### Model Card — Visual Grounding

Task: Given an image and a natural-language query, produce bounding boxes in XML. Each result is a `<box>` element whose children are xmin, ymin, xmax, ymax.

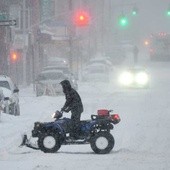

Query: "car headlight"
<box><xmin>119</xmin><ymin>71</ymin><xmax>134</xmax><ymax>86</ymax></box>
<box><xmin>135</xmin><ymin>72</ymin><xmax>149</xmax><ymax>85</ymax></box>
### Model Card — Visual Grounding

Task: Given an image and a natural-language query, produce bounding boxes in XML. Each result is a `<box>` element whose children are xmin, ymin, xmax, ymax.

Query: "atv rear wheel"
<box><xmin>38</xmin><ymin>132</ymin><xmax>61</xmax><ymax>153</ymax></box>
<box><xmin>90</xmin><ymin>131</ymin><xmax>115</xmax><ymax>154</ymax></box>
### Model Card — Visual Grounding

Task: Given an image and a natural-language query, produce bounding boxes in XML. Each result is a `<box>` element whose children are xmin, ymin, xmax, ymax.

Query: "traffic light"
<box><xmin>144</xmin><ymin>40</ymin><xmax>149</xmax><ymax>46</ymax></box>
<box><xmin>132</xmin><ymin>7</ymin><xmax>138</xmax><ymax>16</ymax></box>
<box><xmin>167</xmin><ymin>7</ymin><xmax>170</xmax><ymax>16</ymax></box>
<box><xmin>73</xmin><ymin>10</ymin><xmax>90</xmax><ymax>27</ymax></box>
<box><xmin>118</xmin><ymin>14</ymin><xmax>128</xmax><ymax>27</ymax></box>
<box><xmin>10</xmin><ymin>51</ymin><xmax>19</xmax><ymax>62</ymax></box>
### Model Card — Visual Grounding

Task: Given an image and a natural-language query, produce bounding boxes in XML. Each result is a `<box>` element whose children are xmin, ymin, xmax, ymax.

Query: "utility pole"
<box><xmin>22</xmin><ymin>0</ymin><xmax>27</xmax><ymax>86</ymax></box>
<box><xmin>69</xmin><ymin>0</ymin><xmax>74</xmax><ymax>72</ymax></box>
<box><xmin>101</xmin><ymin>0</ymin><xmax>104</xmax><ymax>55</ymax></box>
<box><xmin>0</xmin><ymin>17</ymin><xmax>16</xmax><ymax>75</ymax></box>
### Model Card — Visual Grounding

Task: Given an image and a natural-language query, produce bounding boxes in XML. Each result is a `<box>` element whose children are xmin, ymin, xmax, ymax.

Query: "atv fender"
<box><xmin>51</xmin><ymin>123</ymin><xmax>66</xmax><ymax>139</ymax></box>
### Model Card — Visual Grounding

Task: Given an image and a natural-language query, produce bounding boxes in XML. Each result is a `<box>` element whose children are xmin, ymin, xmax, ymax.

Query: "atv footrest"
<box><xmin>65</xmin><ymin>138</ymin><xmax>89</xmax><ymax>145</ymax></box>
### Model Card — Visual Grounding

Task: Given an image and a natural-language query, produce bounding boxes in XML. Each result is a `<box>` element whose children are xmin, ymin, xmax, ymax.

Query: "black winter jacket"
<box><xmin>60</xmin><ymin>80</ymin><xmax>83</xmax><ymax>114</ymax></box>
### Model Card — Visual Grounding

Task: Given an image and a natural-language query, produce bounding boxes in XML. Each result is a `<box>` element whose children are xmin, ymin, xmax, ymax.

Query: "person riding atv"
<box><xmin>20</xmin><ymin>81</ymin><xmax>121</xmax><ymax>154</ymax></box>
<box><xmin>59</xmin><ymin>80</ymin><xmax>83</xmax><ymax>139</ymax></box>
<box><xmin>20</xmin><ymin>109</ymin><xmax>121</xmax><ymax>154</ymax></box>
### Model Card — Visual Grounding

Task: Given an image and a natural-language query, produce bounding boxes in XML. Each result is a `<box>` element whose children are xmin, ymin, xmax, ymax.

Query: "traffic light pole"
<box><xmin>22</xmin><ymin>0</ymin><xmax>27</xmax><ymax>86</ymax></box>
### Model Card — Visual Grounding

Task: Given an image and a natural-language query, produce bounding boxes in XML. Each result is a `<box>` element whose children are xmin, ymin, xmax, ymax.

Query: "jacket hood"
<box><xmin>60</xmin><ymin>80</ymin><xmax>72</xmax><ymax>91</ymax></box>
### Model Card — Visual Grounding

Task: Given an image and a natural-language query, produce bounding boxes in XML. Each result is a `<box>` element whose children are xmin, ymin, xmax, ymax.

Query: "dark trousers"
<box><xmin>70</xmin><ymin>110</ymin><xmax>81</xmax><ymax>138</ymax></box>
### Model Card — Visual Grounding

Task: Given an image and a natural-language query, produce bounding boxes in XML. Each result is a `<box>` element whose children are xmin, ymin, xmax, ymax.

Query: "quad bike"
<box><xmin>20</xmin><ymin>109</ymin><xmax>121</xmax><ymax>154</ymax></box>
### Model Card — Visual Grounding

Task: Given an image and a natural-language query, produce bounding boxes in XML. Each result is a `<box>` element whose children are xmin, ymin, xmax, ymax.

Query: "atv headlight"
<box><xmin>119</xmin><ymin>71</ymin><xmax>133</xmax><ymax>86</ymax></box>
<box><xmin>52</xmin><ymin>111</ymin><xmax>62</xmax><ymax>119</ymax></box>
<box><xmin>51</xmin><ymin>112</ymin><xmax>56</xmax><ymax>118</ymax></box>
<box><xmin>135</xmin><ymin>72</ymin><xmax>149</xmax><ymax>85</ymax></box>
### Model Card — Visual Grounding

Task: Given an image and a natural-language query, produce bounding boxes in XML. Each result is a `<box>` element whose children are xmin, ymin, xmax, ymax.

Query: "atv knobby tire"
<box><xmin>38</xmin><ymin>132</ymin><xmax>61</xmax><ymax>153</ymax></box>
<box><xmin>90</xmin><ymin>131</ymin><xmax>115</xmax><ymax>154</ymax></box>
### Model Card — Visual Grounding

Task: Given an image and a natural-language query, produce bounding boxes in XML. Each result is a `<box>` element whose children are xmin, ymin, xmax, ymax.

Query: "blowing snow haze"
<box><xmin>115</xmin><ymin>0</ymin><xmax>170</xmax><ymax>36</ymax></box>
<box><xmin>0</xmin><ymin>0</ymin><xmax>170</xmax><ymax>170</ymax></box>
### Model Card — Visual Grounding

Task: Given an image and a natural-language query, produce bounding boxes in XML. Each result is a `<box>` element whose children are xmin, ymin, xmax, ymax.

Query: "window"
<box><xmin>0</xmin><ymin>81</ymin><xmax>10</xmax><ymax>90</ymax></box>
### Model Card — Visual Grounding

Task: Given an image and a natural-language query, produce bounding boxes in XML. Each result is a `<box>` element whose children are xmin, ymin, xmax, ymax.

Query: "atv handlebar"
<box><xmin>52</xmin><ymin>110</ymin><xmax>63</xmax><ymax>119</ymax></box>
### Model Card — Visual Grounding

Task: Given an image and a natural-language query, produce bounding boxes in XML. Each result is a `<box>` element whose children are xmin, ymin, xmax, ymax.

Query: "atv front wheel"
<box><xmin>90</xmin><ymin>131</ymin><xmax>115</xmax><ymax>154</ymax></box>
<box><xmin>38</xmin><ymin>132</ymin><xmax>61</xmax><ymax>153</ymax></box>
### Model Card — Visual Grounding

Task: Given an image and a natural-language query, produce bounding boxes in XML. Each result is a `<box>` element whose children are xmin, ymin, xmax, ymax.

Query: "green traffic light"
<box><xmin>166</xmin><ymin>6</ymin><xmax>170</xmax><ymax>16</ymax></box>
<box><xmin>132</xmin><ymin>7</ymin><xmax>138</xmax><ymax>16</ymax></box>
<box><xmin>119</xmin><ymin>16</ymin><xmax>128</xmax><ymax>27</ymax></box>
<box><xmin>132</xmin><ymin>11</ymin><xmax>137</xmax><ymax>15</ymax></box>
<box><xmin>167</xmin><ymin>10</ymin><xmax>170</xmax><ymax>16</ymax></box>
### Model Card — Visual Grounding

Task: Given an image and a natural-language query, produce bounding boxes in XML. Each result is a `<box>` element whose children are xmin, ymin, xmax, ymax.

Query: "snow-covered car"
<box><xmin>35</xmin><ymin>70</ymin><xmax>77</xmax><ymax>97</ymax></box>
<box><xmin>47</xmin><ymin>57</ymin><xmax>69</xmax><ymax>67</ymax></box>
<box><xmin>118</xmin><ymin>67</ymin><xmax>150</xmax><ymax>88</ymax></box>
<box><xmin>42</xmin><ymin>66</ymin><xmax>78</xmax><ymax>90</ymax></box>
<box><xmin>0</xmin><ymin>75</ymin><xmax>20</xmax><ymax>116</ymax></box>
<box><xmin>82</xmin><ymin>63</ymin><xmax>110</xmax><ymax>82</ymax></box>
<box><xmin>87</xmin><ymin>57</ymin><xmax>113</xmax><ymax>67</ymax></box>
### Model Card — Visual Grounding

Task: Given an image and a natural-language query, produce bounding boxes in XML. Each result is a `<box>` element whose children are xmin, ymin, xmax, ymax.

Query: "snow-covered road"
<box><xmin>0</xmin><ymin>61</ymin><xmax>170</xmax><ymax>170</ymax></box>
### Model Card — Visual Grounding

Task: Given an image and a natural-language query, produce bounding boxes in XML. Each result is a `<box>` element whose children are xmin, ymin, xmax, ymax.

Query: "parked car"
<box><xmin>87</xmin><ymin>57</ymin><xmax>113</xmax><ymax>67</ymax></box>
<box><xmin>82</xmin><ymin>63</ymin><xmax>111</xmax><ymax>82</ymax></box>
<box><xmin>0</xmin><ymin>75</ymin><xmax>20</xmax><ymax>116</ymax></box>
<box><xmin>118</xmin><ymin>67</ymin><xmax>150</xmax><ymax>88</ymax></box>
<box><xmin>35</xmin><ymin>69</ymin><xmax>77</xmax><ymax>97</ymax></box>
<box><xmin>42</xmin><ymin>66</ymin><xmax>78</xmax><ymax>90</ymax></box>
<box><xmin>47</xmin><ymin>57</ymin><xmax>69</xmax><ymax>67</ymax></box>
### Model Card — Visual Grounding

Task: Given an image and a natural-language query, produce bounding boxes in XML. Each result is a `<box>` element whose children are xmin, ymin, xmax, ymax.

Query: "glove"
<box><xmin>61</xmin><ymin>107</ymin><xmax>70</xmax><ymax>113</ymax></box>
<box><xmin>64</xmin><ymin>109</ymin><xmax>70</xmax><ymax>113</ymax></box>
<box><xmin>61</xmin><ymin>107</ymin><xmax>65</xmax><ymax>112</ymax></box>
<box><xmin>55</xmin><ymin>110</ymin><xmax>62</xmax><ymax>119</ymax></box>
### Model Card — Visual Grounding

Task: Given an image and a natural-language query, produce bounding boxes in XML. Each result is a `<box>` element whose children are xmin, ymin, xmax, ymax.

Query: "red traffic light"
<box><xmin>73</xmin><ymin>10</ymin><xmax>90</xmax><ymax>27</ymax></box>
<box><xmin>10</xmin><ymin>51</ymin><xmax>19</xmax><ymax>62</ymax></box>
<box><xmin>12</xmin><ymin>52</ymin><xmax>17</xmax><ymax>60</ymax></box>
